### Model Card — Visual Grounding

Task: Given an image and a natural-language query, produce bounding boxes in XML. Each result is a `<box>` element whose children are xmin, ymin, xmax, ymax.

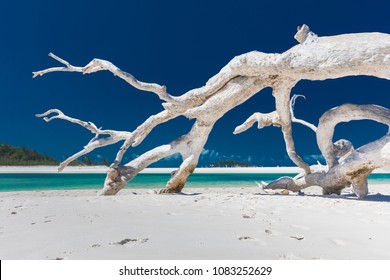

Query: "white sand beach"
<box><xmin>1</xmin><ymin>182</ymin><xmax>390</xmax><ymax>260</ymax></box>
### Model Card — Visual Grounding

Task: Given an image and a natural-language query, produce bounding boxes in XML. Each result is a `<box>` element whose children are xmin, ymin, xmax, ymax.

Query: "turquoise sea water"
<box><xmin>0</xmin><ymin>173</ymin><xmax>390</xmax><ymax>192</ymax></box>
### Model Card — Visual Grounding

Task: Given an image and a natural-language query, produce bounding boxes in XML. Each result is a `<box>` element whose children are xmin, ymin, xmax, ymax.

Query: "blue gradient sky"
<box><xmin>0</xmin><ymin>0</ymin><xmax>389</xmax><ymax>167</ymax></box>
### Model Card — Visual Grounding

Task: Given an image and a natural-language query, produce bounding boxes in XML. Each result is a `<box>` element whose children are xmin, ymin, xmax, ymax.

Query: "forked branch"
<box><xmin>36</xmin><ymin>109</ymin><xmax>131</xmax><ymax>171</ymax></box>
<box><xmin>33</xmin><ymin>53</ymin><xmax>174</xmax><ymax>103</ymax></box>
<box><xmin>234</xmin><ymin>94</ymin><xmax>317</xmax><ymax>134</ymax></box>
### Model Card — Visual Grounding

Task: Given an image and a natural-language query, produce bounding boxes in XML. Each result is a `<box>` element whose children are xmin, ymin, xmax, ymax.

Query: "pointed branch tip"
<box><xmin>48</xmin><ymin>52</ymin><xmax>71</xmax><ymax>66</ymax></box>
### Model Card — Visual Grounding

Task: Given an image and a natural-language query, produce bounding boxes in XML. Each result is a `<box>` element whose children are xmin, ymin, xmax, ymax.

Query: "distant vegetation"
<box><xmin>0</xmin><ymin>144</ymin><xmax>254</xmax><ymax>168</ymax></box>
<box><xmin>78</xmin><ymin>155</ymin><xmax>109</xmax><ymax>167</ymax></box>
<box><xmin>0</xmin><ymin>144</ymin><xmax>59</xmax><ymax>166</ymax></box>
<box><xmin>210</xmin><ymin>160</ymin><xmax>256</xmax><ymax>168</ymax></box>
<box><xmin>0</xmin><ymin>144</ymin><xmax>109</xmax><ymax>166</ymax></box>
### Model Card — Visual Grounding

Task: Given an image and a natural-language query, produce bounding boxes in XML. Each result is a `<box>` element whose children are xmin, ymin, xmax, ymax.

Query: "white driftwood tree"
<box><xmin>34</xmin><ymin>25</ymin><xmax>390</xmax><ymax>198</ymax></box>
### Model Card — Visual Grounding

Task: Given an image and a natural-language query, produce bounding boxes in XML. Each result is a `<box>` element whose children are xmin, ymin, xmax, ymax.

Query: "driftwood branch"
<box><xmin>35</xmin><ymin>25</ymin><xmax>390</xmax><ymax>197</ymax></box>
<box><xmin>36</xmin><ymin>109</ymin><xmax>131</xmax><ymax>171</ymax></box>
<box><xmin>290</xmin><ymin>95</ymin><xmax>317</xmax><ymax>132</ymax></box>
<box><xmin>317</xmin><ymin>104</ymin><xmax>390</xmax><ymax>168</ymax></box>
<box><xmin>234</xmin><ymin>94</ymin><xmax>317</xmax><ymax>134</ymax></box>
<box><xmin>33</xmin><ymin>53</ymin><xmax>174</xmax><ymax>103</ymax></box>
<box><xmin>262</xmin><ymin>104</ymin><xmax>390</xmax><ymax>198</ymax></box>
<box><xmin>102</xmin><ymin>120</ymin><xmax>213</xmax><ymax>195</ymax></box>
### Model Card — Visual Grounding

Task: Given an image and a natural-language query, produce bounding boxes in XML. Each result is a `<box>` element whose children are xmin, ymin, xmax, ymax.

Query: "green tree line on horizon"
<box><xmin>210</xmin><ymin>160</ymin><xmax>255</xmax><ymax>168</ymax></box>
<box><xmin>0</xmin><ymin>144</ymin><xmax>108</xmax><ymax>166</ymax></box>
<box><xmin>0</xmin><ymin>144</ymin><xmax>254</xmax><ymax>167</ymax></box>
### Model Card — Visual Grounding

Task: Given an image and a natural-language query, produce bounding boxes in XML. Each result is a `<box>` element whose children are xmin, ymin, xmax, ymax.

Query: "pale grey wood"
<box><xmin>34</xmin><ymin>25</ymin><xmax>390</xmax><ymax>197</ymax></box>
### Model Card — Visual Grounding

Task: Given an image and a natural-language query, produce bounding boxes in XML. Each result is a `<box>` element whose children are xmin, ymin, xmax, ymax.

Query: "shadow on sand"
<box><xmin>254</xmin><ymin>191</ymin><xmax>390</xmax><ymax>202</ymax></box>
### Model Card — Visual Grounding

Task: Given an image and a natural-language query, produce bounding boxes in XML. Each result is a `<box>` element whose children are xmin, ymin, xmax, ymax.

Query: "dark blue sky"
<box><xmin>1</xmin><ymin>0</ymin><xmax>389</xmax><ymax>167</ymax></box>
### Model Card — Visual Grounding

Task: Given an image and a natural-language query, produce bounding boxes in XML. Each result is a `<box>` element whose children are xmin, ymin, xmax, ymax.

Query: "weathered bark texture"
<box><xmin>34</xmin><ymin>24</ymin><xmax>390</xmax><ymax>197</ymax></box>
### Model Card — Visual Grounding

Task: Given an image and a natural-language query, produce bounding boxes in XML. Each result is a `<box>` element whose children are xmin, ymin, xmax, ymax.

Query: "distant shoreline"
<box><xmin>0</xmin><ymin>165</ymin><xmax>389</xmax><ymax>174</ymax></box>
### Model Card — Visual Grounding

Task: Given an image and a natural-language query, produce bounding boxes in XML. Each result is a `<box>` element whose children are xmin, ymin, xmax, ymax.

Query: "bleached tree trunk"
<box><xmin>34</xmin><ymin>25</ymin><xmax>390</xmax><ymax>197</ymax></box>
<box><xmin>102</xmin><ymin>121</ymin><xmax>213</xmax><ymax>195</ymax></box>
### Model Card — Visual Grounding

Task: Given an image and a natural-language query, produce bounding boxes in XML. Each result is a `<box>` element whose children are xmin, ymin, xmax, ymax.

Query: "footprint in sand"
<box><xmin>242</xmin><ymin>213</ymin><xmax>256</xmax><ymax>219</ymax></box>
<box><xmin>110</xmin><ymin>238</ymin><xmax>149</xmax><ymax>246</ymax></box>
<box><xmin>289</xmin><ymin>235</ymin><xmax>305</xmax><ymax>241</ymax></box>
<box><xmin>238</xmin><ymin>236</ymin><xmax>254</xmax><ymax>240</ymax></box>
